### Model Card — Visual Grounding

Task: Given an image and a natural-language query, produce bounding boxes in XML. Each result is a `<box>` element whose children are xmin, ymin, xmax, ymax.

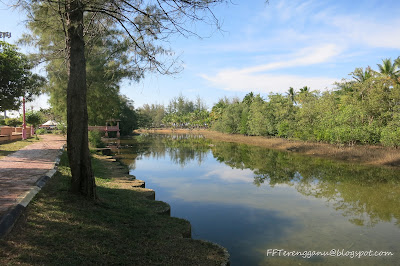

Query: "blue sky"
<box><xmin>1</xmin><ymin>0</ymin><xmax>400</xmax><ymax>111</ymax></box>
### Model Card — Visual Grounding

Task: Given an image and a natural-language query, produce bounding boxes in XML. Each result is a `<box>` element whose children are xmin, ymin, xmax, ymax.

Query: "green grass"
<box><xmin>0</xmin><ymin>138</ymin><xmax>40</xmax><ymax>159</ymax></box>
<box><xmin>0</xmin><ymin>151</ymin><xmax>228</xmax><ymax>265</ymax></box>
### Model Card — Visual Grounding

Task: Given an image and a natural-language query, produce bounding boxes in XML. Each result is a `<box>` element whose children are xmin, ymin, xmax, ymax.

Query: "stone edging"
<box><xmin>109</xmin><ymin>154</ymin><xmax>230</xmax><ymax>265</ymax></box>
<box><xmin>0</xmin><ymin>144</ymin><xmax>65</xmax><ymax>239</ymax></box>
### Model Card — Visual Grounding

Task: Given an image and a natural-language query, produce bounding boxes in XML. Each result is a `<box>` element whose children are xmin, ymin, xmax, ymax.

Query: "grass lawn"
<box><xmin>0</xmin><ymin>138</ymin><xmax>40</xmax><ymax>159</ymax></box>
<box><xmin>0</xmin><ymin>151</ymin><xmax>229</xmax><ymax>265</ymax></box>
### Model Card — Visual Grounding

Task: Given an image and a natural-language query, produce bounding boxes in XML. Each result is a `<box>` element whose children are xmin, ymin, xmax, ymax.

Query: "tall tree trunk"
<box><xmin>66</xmin><ymin>0</ymin><xmax>96</xmax><ymax>199</ymax></box>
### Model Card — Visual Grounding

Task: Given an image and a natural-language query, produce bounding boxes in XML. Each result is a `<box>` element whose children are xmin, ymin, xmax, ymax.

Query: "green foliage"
<box><xmin>162</xmin><ymin>96</ymin><xmax>209</xmax><ymax>128</ymax></box>
<box><xmin>381</xmin><ymin>126</ymin><xmax>400</xmax><ymax>147</ymax></box>
<box><xmin>380</xmin><ymin>110</ymin><xmax>400</xmax><ymax>147</ymax></box>
<box><xmin>0</xmin><ymin>41</ymin><xmax>45</xmax><ymax>112</ymax></box>
<box><xmin>26</xmin><ymin>111</ymin><xmax>43</xmax><ymax>127</ymax></box>
<box><xmin>23</xmin><ymin>5</ymin><xmax>142</xmax><ymax>128</ymax></box>
<box><xmin>138</xmin><ymin>103</ymin><xmax>165</xmax><ymax>128</ymax></box>
<box><xmin>134</xmin><ymin>56</ymin><xmax>400</xmax><ymax>147</ymax></box>
<box><xmin>5</xmin><ymin>118</ymin><xmax>22</xmax><ymax>127</ymax></box>
<box><xmin>377</xmin><ymin>58</ymin><xmax>400</xmax><ymax>83</ymax></box>
<box><xmin>57</xmin><ymin>123</ymin><xmax>67</xmax><ymax>135</ymax></box>
<box><xmin>137</xmin><ymin>110</ymin><xmax>153</xmax><ymax>128</ymax></box>
<box><xmin>206</xmin><ymin>57</ymin><xmax>400</xmax><ymax>147</ymax></box>
<box><xmin>239</xmin><ymin>106</ymin><xmax>250</xmax><ymax>135</ymax></box>
<box><xmin>247</xmin><ymin>95</ymin><xmax>269</xmax><ymax>136</ymax></box>
<box><xmin>268</xmin><ymin>93</ymin><xmax>296</xmax><ymax>137</ymax></box>
<box><xmin>35</xmin><ymin>128</ymin><xmax>47</xmax><ymax>135</ymax></box>
<box><xmin>213</xmin><ymin>102</ymin><xmax>243</xmax><ymax>134</ymax></box>
<box><xmin>118</xmin><ymin>96</ymin><xmax>138</xmax><ymax>136</ymax></box>
<box><xmin>0</xmin><ymin>119</ymin><xmax>5</xmax><ymax>125</ymax></box>
<box><xmin>88</xmin><ymin>130</ymin><xmax>105</xmax><ymax>148</ymax></box>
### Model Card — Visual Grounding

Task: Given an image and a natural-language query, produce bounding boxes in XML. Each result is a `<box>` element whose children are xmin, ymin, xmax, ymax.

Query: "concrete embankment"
<box><xmin>96</xmin><ymin>152</ymin><xmax>231</xmax><ymax>265</ymax></box>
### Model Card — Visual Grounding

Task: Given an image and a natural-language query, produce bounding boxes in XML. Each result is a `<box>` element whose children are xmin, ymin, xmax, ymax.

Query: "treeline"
<box><xmin>139</xmin><ymin>57</ymin><xmax>400</xmax><ymax>147</ymax></box>
<box><xmin>212</xmin><ymin>58</ymin><xmax>400</xmax><ymax>147</ymax></box>
<box><xmin>137</xmin><ymin>95</ymin><xmax>210</xmax><ymax>128</ymax></box>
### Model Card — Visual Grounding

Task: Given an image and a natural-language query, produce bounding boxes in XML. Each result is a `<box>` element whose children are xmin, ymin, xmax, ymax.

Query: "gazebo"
<box><xmin>88</xmin><ymin>119</ymin><xmax>120</xmax><ymax>138</ymax></box>
<box><xmin>104</xmin><ymin>119</ymin><xmax>121</xmax><ymax>138</ymax></box>
<box><xmin>40</xmin><ymin>120</ymin><xmax>58</xmax><ymax>129</ymax></box>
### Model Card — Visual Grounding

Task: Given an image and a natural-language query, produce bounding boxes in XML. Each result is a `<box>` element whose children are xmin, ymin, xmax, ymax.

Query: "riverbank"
<box><xmin>136</xmin><ymin>128</ymin><xmax>400</xmax><ymax>168</ymax></box>
<box><xmin>0</xmin><ymin>149</ymin><xmax>229</xmax><ymax>265</ymax></box>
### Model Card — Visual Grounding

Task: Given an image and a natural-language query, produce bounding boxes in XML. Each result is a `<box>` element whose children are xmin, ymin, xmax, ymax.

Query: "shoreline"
<box><xmin>0</xmin><ymin>141</ymin><xmax>230</xmax><ymax>265</ymax></box>
<box><xmin>136</xmin><ymin>128</ymin><xmax>400</xmax><ymax>169</ymax></box>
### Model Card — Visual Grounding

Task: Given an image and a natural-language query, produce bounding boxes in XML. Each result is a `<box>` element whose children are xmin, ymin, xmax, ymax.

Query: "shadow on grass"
<box><xmin>0</xmin><ymin>138</ymin><xmax>40</xmax><ymax>158</ymax></box>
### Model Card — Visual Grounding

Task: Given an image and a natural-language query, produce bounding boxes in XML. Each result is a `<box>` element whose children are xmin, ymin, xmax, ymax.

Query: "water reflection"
<box><xmin>114</xmin><ymin>134</ymin><xmax>400</xmax><ymax>265</ymax></box>
<box><xmin>210</xmin><ymin>142</ymin><xmax>400</xmax><ymax>228</ymax></box>
<box><xmin>117</xmin><ymin>134</ymin><xmax>211</xmax><ymax>169</ymax></box>
<box><xmin>117</xmin><ymin>134</ymin><xmax>400</xmax><ymax>229</ymax></box>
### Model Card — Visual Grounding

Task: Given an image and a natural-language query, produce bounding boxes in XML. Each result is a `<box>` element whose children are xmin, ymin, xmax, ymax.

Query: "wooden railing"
<box><xmin>88</xmin><ymin>126</ymin><xmax>119</xmax><ymax>132</ymax></box>
<box><xmin>0</xmin><ymin>126</ymin><xmax>32</xmax><ymax>143</ymax></box>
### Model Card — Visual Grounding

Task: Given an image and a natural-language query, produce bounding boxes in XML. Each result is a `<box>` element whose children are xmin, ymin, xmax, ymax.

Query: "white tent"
<box><xmin>42</xmin><ymin>120</ymin><xmax>58</xmax><ymax>126</ymax></box>
<box><xmin>41</xmin><ymin>120</ymin><xmax>58</xmax><ymax>128</ymax></box>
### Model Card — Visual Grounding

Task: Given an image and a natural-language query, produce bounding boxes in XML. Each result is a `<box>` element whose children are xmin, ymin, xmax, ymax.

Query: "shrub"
<box><xmin>5</xmin><ymin>118</ymin><xmax>21</xmax><ymax>127</ymax></box>
<box><xmin>26</xmin><ymin>111</ymin><xmax>43</xmax><ymax>129</ymax></box>
<box><xmin>36</xmin><ymin>128</ymin><xmax>47</xmax><ymax>135</ymax></box>
<box><xmin>381</xmin><ymin>125</ymin><xmax>400</xmax><ymax>147</ymax></box>
<box><xmin>88</xmin><ymin>130</ymin><xmax>105</xmax><ymax>148</ymax></box>
<box><xmin>58</xmin><ymin>123</ymin><xmax>67</xmax><ymax>135</ymax></box>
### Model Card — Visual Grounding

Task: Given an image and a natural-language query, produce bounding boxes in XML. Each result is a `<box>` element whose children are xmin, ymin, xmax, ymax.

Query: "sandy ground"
<box><xmin>136</xmin><ymin>128</ymin><xmax>400</xmax><ymax>169</ymax></box>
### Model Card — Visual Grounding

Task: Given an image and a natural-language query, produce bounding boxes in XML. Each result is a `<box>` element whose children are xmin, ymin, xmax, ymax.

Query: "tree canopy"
<box><xmin>0</xmin><ymin>41</ymin><xmax>45</xmax><ymax>112</ymax></box>
<box><xmin>17</xmin><ymin>0</ymin><xmax>225</xmax><ymax>198</ymax></box>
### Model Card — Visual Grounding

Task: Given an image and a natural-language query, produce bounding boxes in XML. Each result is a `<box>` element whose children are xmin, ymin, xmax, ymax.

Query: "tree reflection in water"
<box><xmin>116</xmin><ymin>134</ymin><xmax>400</xmax><ymax>228</ymax></box>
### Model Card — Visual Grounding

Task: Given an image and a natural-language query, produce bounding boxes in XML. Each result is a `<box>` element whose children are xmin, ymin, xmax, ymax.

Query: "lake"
<box><xmin>112</xmin><ymin>133</ymin><xmax>400</xmax><ymax>265</ymax></box>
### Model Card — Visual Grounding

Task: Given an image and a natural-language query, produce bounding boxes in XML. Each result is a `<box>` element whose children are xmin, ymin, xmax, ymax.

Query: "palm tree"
<box><xmin>299</xmin><ymin>86</ymin><xmax>309</xmax><ymax>93</ymax></box>
<box><xmin>395</xmin><ymin>57</ymin><xmax>400</xmax><ymax>84</ymax></box>
<box><xmin>352</xmin><ymin>67</ymin><xmax>373</xmax><ymax>83</ymax></box>
<box><xmin>377</xmin><ymin>58</ymin><xmax>399</xmax><ymax>83</ymax></box>
<box><xmin>286</xmin><ymin>87</ymin><xmax>296</xmax><ymax>103</ymax></box>
<box><xmin>395</xmin><ymin>56</ymin><xmax>400</xmax><ymax>65</ymax></box>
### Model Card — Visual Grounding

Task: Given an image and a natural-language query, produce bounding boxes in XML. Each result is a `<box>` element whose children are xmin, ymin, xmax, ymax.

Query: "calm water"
<box><xmin>113</xmin><ymin>134</ymin><xmax>400</xmax><ymax>265</ymax></box>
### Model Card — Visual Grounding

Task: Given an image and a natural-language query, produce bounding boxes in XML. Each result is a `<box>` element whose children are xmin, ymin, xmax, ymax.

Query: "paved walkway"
<box><xmin>0</xmin><ymin>135</ymin><xmax>66</xmax><ymax>220</ymax></box>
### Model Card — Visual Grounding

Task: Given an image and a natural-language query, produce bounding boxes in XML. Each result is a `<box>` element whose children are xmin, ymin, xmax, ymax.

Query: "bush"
<box><xmin>88</xmin><ymin>130</ymin><xmax>105</xmax><ymax>148</ymax></box>
<box><xmin>36</xmin><ymin>128</ymin><xmax>48</xmax><ymax>135</ymax></box>
<box><xmin>58</xmin><ymin>123</ymin><xmax>67</xmax><ymax>135</ymax></box>
<box><xmin>26</xmin><ymin>111</ymin><xmax>43</xmax><ymax>128</ymax></box>
<box><xmin>5</xmin><ymin>118</ymin><xmax>22</xmax><ymax>127</ymax></box>
<box><xmin>381</xmin><ymin>125</ymin><xmax>400</xmax><ymax>147</ymax></box>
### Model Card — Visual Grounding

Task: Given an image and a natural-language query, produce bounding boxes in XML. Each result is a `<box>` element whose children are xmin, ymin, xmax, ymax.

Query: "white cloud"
<box><xmin>202</xmin><ymin>167</ymin><xmax>254</xmax><ymax>183</ymax></box>
<box><xmin>238</xmin><ymin>44</ymin><xmax>342</xmax><ymax>74</ymax></box>
<box><xmin>201</xmin><ymin>72</ymin><xmax>337</xmax><ymax>94</ymax></box>
<box><xmin>329</xmin><ymin>16</ymin><xmax>400</xmax><ymax>49</ymax></box>
<box><xmin>200</xmin><ymin>44</ymin><xmax>341</xmax><ymax>93</ymax></box>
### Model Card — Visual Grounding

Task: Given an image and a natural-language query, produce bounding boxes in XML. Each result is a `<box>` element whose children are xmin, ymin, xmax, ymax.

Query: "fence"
<box><xmin>0</xmin><ymin>126</ymin><xmax>33</xmax><ymax>143</ymax></box>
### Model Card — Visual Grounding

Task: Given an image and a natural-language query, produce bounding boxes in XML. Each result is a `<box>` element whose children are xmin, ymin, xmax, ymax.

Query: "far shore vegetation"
<box><xmin>137</xmin><ymin>57</ymin><xmax>400</xmax><ymax>149</ymax></box>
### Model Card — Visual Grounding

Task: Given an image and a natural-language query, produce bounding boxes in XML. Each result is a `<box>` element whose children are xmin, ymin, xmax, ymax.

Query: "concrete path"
<box><xmin>0</xmin><ymin>135</ymin><xmax>65</xmax><ymax>236</ymax></box>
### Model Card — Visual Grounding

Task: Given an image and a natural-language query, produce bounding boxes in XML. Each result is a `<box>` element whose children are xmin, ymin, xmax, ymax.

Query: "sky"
<box><xmin>1</xmin><ymin>0</ymin><xmax>400</xmax><ymax>113</ymax></box>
